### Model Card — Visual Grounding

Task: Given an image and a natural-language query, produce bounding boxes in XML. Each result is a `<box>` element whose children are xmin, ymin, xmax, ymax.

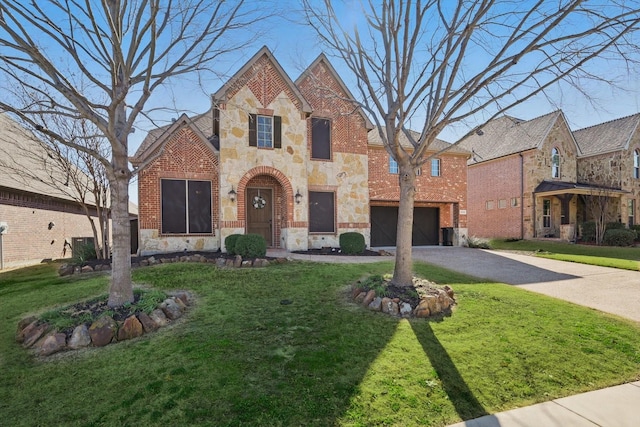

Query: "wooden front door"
<box><xmin>246</xmin><ymin>188</ymin><xmax>273</xmax><ymax>246</ymax></box>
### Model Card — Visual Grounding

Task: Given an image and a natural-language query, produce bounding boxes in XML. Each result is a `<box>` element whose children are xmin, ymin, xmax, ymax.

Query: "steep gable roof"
<box><xmin>456</xmin><ymin>110</ymin><xmax>569</xmax><ymax>163</ymax></box>
<box><xmin>573</xmin><ymin>113</ymin><xmax>640</xmax><ymax>157</ymax></box>
<box><xmin>131</xmin><ymin>112</ymin><xmax>214</xmax><ymax>165</ymax></box>
<box><xmin>295</xmin><ymin>53</ymin><xmax>373</xmax><ymax>130</ymax></box>
<box><xmin>212</xmin><ymin>46</ymin><xmax>312</xmax><ymax>113</ymax></box>
<box><xmin>368</xmin><ymin>127</ymin><xmax>470</xmax><ymax>156</ymax></box>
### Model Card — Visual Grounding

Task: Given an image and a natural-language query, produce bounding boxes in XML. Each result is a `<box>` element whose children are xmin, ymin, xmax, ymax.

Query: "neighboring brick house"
<box><xmin>368</xmin><ymin>129</ymin><xmax>469</xmax><ymax>246</ymax></box>
<box><xmin>574</xmin><ymin>113</ymin><xmax>640</xmax><ymax>227</ymax></box>
<box><xmin>0</xmin><ymin>113</ymin><xmax>103</xmax><ymax>269</ymax></box>
<box><xmin>132</xmin><ymin>46</ymin><xmax>470</xmax><ymax>254</ymax></box>
<box><xmin>458</xmin><ymin>110</ymin><xmax>629</xmax><ymax>240</ymax></box>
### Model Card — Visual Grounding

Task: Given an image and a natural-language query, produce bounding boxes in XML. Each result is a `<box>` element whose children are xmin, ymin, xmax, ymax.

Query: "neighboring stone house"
<box><xmin>574</xmin><ymin>113</ymin><xmax>640</xmax><ymax>227</ymax></box>
<box><xmin>0</xmin><ymin>114</ymin><xmax>103</xmax><ymax>269</ymax></box>
<box><xmin>132</xmin><ymin>46</ymin><xmax>470</xmax><ymax>254</ymax></box>
<box><xmin>458</xmin><ymin>110</ymin><xmax>630</xmax><ymax>240</ymax></box>
<box><xmin>368</xmin><ymin>129</ymin><xmax>469</xmax><ymax>246</ymax></box>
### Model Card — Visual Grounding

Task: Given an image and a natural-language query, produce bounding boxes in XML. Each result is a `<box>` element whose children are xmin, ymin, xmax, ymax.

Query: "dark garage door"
<box><xmin>371</xmin><ymin>206</ymin><xmax>439</xmax><ymax>246</ymax></box>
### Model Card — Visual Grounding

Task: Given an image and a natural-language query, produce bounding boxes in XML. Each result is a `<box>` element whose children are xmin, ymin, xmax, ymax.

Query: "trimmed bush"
<box><xmin>72</xmin><ymin>242</ymin><xmax>97</xmax><ymax>265</ymax></box>
<box><xmin>580</xmin><ymin>221</ymin><xmax>596</xmax><ymax>242</ymax></box>
<box><xmin>339</xmin><ymin>232</ymin><xmax>366</xmax><ymax>255</ymax></box>
<box><xmin>603</xmin><ymin>228</ymin><xmax>637</xmax><ymax>247</ymax></box>
<box><xmin>631</xmin><ymin>225</ymin><xmax>640</xmax><ymax>242</ymax></box>
<box><xmin>234</xmin><ymin>234</ymin><xmax>267</xmax><ymax>258</ymax></box>
<box><xmin>224</xmin><ymin>234</ymin><xmax>242</xmax><ymax>255</ymax></box>
<box><xmin>606</xmin><ymin>221</ymin><xmax>625</xmax><ymax>230</ymax></box>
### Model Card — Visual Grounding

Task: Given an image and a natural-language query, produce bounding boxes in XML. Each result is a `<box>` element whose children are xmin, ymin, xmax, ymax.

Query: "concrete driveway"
<box><xmin>410</xmin><ymin>247</ymin><xmax>640</xmax><ymax>323</ymax></box>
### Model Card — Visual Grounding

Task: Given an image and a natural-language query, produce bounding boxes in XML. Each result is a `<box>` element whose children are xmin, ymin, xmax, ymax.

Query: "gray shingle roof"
<box><xmin>456</xmin><ymin>110</ymin><xmax>564</xmax><ymax>163</ymax></box>
<box><xmin>368</xmin><ymin>127</ymin><xmax>469</xmax><ymax>155</ymax></box>
<box><xmin>573</xmin><ymin>113</ymin><xmax>640</xmax><ymax>157</ymax></box>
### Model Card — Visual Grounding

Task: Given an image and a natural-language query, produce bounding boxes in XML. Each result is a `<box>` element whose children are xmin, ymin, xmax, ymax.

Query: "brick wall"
<box><xmin>137</xmin><ymin>126</ymin><xmax>219</xmax><ymax>253</ymax></box>
<box><xmin>368</xmin><ymin>146</ymin><xmax>468</xmax><ymax>229</ymax></box>
<box><xmin>0</xmin><ymin>189</ymin><xmax>100</xmax><ymax>268</ymax></box>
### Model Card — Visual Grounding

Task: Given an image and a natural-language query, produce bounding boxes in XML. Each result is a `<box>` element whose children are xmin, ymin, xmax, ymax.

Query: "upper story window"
<box><xmin>634</xmin><ymin>149</ymin><xmax>639</xmax><ymax>179</ymax></box>
<box><xmin>311</xmin><ymin>118</ymin><xmax>331</xmax><ymax>160</ymax></box>
<box><xmin>551</xmin><ymin>147</ymin><xmax>560</xmax><ymax>178</ymax></box>
<box><xmin>161</xmin><ymin>179</ymin><xmax>212</xmax><ymax>234</ymax></box>
<box><xmin>431</xmin><ymin>158</ymin><xmax>441</xmax><ymax>177</ymax></box>
<box><xmin>389</xmin><ymin>157</ymin><xmax>399</xmax><ymax>174</ymax></box>
<box><xmin>249</xmin><ymin>113</ymin><xmax>281</xmax><ymax>148</ymax></box>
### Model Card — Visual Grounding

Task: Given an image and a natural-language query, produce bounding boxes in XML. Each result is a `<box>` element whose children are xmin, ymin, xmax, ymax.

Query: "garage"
<box><xmin>370</xmin><ymin>206</ymin><xmax>440</xmax><ymax>247</ymax></box>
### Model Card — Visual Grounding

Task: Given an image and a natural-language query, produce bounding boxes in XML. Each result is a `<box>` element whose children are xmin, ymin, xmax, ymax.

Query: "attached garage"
<box><xmin>370</xmin><ymin>206</ymin><xmax>440</xmax><ymax>247</ymax></box>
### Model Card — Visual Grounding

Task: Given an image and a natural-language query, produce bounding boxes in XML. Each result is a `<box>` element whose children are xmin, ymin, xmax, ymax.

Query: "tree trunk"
<box><xmin>107</xmin><ymin>164</ymin><xmax>133</xmax><ymax>307</ymax></box>
<box><xmin>392</xmin><ymin>162</ymin><xmax>416</xmax><ymax>287</ymax></box>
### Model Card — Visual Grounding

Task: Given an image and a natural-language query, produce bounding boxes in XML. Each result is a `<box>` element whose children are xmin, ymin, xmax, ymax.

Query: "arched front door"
<box><xmin>246</xmin><ymin>187</ymin><xmax>273</xmax><ymax>246</ymax></box>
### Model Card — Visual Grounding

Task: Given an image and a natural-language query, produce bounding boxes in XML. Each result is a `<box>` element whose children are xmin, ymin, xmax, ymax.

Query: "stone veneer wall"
<box><xmin>137</xmin><ymin>127</ymin><xmax>220</xmax><ymax>255</ymax></box>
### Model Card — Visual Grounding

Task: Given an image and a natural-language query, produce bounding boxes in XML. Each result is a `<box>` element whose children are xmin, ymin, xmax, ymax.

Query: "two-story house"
<box><xmin>132</xmin><ymin>46</ymin><xmax>470</xmax><ymax>254</ymax></box>
<box><xmin>458</xmin><ymin>110</ymin><xmax>631</xmax><ymax>241</ymax></box>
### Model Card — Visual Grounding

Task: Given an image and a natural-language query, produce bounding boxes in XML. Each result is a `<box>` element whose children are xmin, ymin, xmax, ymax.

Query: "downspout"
<box><xmin>519</xmin><ymin>153</ymin><xmax>524</xmax><ymax>239</ymax></box>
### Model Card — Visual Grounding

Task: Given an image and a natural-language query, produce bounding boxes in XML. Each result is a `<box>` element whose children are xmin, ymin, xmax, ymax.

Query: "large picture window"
<box><xmin>161</xmin><ymin>179</ymin><xmax>212</xmax><ymax>234</ymax></box>
<box><xmin>311</xmin><ymin>118</ymin><xmax>331</xmax><ymax>159</ymax></box>
<box><xmin>309</xmin><ymin>191</ymin><xmax>335</xmax><ymax>233</ymax></box>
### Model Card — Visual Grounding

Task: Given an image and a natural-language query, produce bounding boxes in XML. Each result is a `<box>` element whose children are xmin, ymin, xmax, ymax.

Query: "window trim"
<box><xmin>551</xmin><ymin>147</ymin><xmax>560</xmax><ymax>178</ymax></box>
<box><xmin>160</xmin><ymin>178</ymin><xmax>212</xmax><ymax>235</ymax></box>
<box><xmin>249</xmin><ymin>114</ymin><xmax>281</xmax><ymax>148</ymax></box>
<box><xmin>308</xmin><ymin>190</ymin><xmax>336</xmax><ymax>234</ymax></box>
<box><xmin>311</xmin><ymin>117</ymin><xmax>332</xmax><ymax>160</ymax></box>
<box><xmin>430</xmin><ymin>158</ymin><xmax>441</xmax><ymax>177</ymax></box>
<box><xmin>389</xmin><ymin>157</ymin><xmax>399</xmax><ymax>174</ymax></box>
<box><xmin>542</xmin><ymin>199</ymin><xmax>551</xmax><ymax>228</ymax></box>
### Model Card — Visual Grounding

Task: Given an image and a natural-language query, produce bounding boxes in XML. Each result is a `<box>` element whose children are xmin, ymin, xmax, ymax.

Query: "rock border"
<box><xmin>350</xmin><ymin>277</ymin><xmax>456</xmax><ymax>318</ymax></box>
<box><xmin>58</xmin><ymin>253</ymin><xmax>285</xmax><ymax>276</ymax></box>
<box><xmin>15</xmin><ymin>291</ymin><xmax>194</xmax><ymax>357</ymax></box>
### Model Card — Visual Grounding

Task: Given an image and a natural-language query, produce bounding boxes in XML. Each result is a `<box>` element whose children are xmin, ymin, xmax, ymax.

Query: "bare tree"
<box><xmin>303</xmin><ymin>0</ymin><xmax>640</xmax><ymax>286</ymax></box>
<box><xmin>581</xmin><ymin>188</ymin><xmax>620</xmax><ymax>245</ymax></box>
<box><xmin>0</xmin><ymin>1</ymin><xmax>262</xmax><ymax>306</ymax></box>
<box><xmin>0</xmin><ymin>113</ymin><xmax>110</xmax><ymax>259</ymax></box>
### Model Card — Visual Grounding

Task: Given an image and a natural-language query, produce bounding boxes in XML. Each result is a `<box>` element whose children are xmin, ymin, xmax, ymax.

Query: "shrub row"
<box><xmin>224</xmin><ymin>232</ymin><xmax>368</xmax><ymax>256</ymax></box>
<box><xmin>581</xmin><ymin>221</ymin><xmax>637</xmax><ymax>246</ymax></box>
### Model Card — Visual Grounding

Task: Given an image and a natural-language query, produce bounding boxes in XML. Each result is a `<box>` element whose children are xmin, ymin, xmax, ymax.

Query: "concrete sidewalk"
<box><xmin>447</xmin><ymin>381</ymin><xmax>640</xmax><ymax>427</ymax></box>
<box><xmin>269</xmin><ymin>246</ymin><xmax>640</xmax><ymax>427</ymax></box>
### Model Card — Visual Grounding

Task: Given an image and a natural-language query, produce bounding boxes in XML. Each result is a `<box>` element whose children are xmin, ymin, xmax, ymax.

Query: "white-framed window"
<box><xmin>161</xmin><ymin>179</ymin><xmax>212</xmax><ymax>234</ymax></box>
<box><xmin>629</xmin><ymin>199</ymin><xmax>636</xmax><ymax>227</ymax></box>
<box><xmin>257</xmin><ymin>115</ymin><xmax>273</xmax><ymax>148</ymax></box>
<box><xmin>551</xmin><ymin>147</ymin><xmax>560</xmax><ymax>178</ymax></box>
<box><xmin>634</xmin><ymin>149</ymin><xmax>639</xmax><ymax>179</ymax></box>
<box><xmin>431</xmin><ymin>158</ymin><xmax>441</xmax><ymax>177</ymax></box>
<box><xmin>498</xmin><ymin>199</ymin><xmax>507</xmax><ymax>209</ymax></box>
<box><xmin>389</xmin><ymin>157</ymin><xmax>399</xmax><ymax>174</ymax></box>
<box><xmin>543</xmin><ymin>199</ymin><xmax>551</xmax><ymax>228</ymax></box>
<box><xmin>485</xmin><ymin>200</ymin><xmax>495</xmax><ymax>210</ymax></box>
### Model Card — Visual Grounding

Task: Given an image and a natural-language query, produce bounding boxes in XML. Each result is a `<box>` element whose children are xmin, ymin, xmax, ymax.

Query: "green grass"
<box><xmin>1</xmin><ymin>261</ymin><xmax>639</xmax><ymax>426</ymax></box>
<box><xmin>490</xmin><ymin>239</ymin><xmax>640</xmax><ymax>271</ymax></box>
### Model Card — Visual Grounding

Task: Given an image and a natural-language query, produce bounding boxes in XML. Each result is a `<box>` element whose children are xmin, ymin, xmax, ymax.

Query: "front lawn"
<box><xmin>1</xmin><ymin>261</ymin><xmax>639</xmax><ymax>426</ymax></box>
<box><xmin>490</xmin><ymin>239</ymin><xmax>640</xmax><ymax>271</ymax></box>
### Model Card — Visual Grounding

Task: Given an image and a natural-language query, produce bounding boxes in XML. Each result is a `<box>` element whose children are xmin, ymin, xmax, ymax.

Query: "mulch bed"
<box><xmin>292</xmin><ymin>247</ymin><xmax>381</xmax><ymax>256</ymax></box>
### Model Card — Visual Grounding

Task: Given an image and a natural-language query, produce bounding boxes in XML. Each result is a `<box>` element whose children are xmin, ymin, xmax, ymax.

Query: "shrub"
<box><xmin>466</xmin><ymin>236</ymin><xmax>491</xmax><ymax>249</ymax></box>
<box><xmin>339</xmin><ymin>232</ymin><xmax>365</xmax><ymax>255</ymax></box>
<box><xmin>603</xmin><ymin>228</ymin><xmax>637</xmax><ymax>247</ymax></box>
<box><xmin>72</xmin><ymin>242</ymin><xmax>97</xmax><ymax>265</ymax></box>
<box><xmin>631</xmin><ymin>225</ymin><xmax>640</xmax><ymax>242</ymax></box>
<box><xmin>224</xmin><ymin>234</ymin><xmax>242</xmax><ymax>255</ymax></box>
<box><xmin>580</xmin><ymin>221</ymin><xmax>596</xmax><ymax>242</ymax></box>
<box><xmin>606</xmin><ymin>221</ymin><xmax>625</xmax><ymax>230</ymax></box>
<box><xmin>234</xmin><ymin>234</ymin><xmax>267</xmax><ymax>258</ymax></box>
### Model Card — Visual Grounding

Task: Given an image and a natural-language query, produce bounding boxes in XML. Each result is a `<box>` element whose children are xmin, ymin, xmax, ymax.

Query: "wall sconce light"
<box><xmin>228</xmin><ymin>187</ymin><xmax>237</xmax><ymax>202</ymax></box>
<box><xmin>295</xmin><ymin>190</ymin><xmax>303</xmax><ymax>204</ymax></box>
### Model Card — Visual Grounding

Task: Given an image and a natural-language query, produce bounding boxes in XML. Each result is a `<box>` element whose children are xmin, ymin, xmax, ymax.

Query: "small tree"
<box><xmin>581</xmin><ymin>187</ymin><xmax>620</xmax><ymax>245</ymax></box>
